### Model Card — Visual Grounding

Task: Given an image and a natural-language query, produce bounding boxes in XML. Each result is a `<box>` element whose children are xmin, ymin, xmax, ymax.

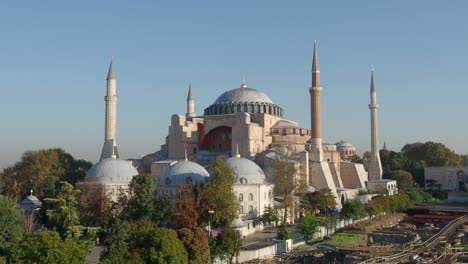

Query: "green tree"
<box><xmin>340</xmin><ymin>199</ymin><xmax>366</xmax><ymax>226</ymax></box>
<box><xmin>128</xmin><ymin>174</ymin><xmax>157</xmax><ymax>220</ymax></box>
<box><xmin>301</xmin><ymin>188</ymin><xmax>337</xmax><ymax>214</ymax></box>
<box><xmin>260</xmin><ymin>207</ymin><xmax>279</xmax><ymax>226</ymax></box>
<box><xmin>10</xmin><ymin>230</ymin><xmax>88</xmax><ymax>264</ymax></box>
<box><xmin>402</xmin><ymin>141</ymin><xmax>461</xmax><ymax>167</ymax></box>
<box><xmin>216</xmin><ymin>228</ymin><xmax>241</xmax><ymax>264</ymax></box>
<box><xmin>0</xmin><ymin>197</ymin><xmax>23</xmax><ymax>256</ymax></box>
<box><xmin>298</xmin><ymin>213</ymin><xmax>320</xmax><ymax>243</ymax></box>
<box><xmin>43</xmin><ymin>181</ymin><xmax>80</xmax><ymax>236</ymax></box>
<box><xmin>384</xmin><ymin>169</ymin><xmax>414</xmax><ymax>190</ymax></box>
<box><xmin>205</xmin><ymin>157</ymin><xmax>239</xmax><ymax>227</ymax></box>
<box><xmin>0</xmin><ymin>149</ymin><xmax>91</xmax><ymax>200</ymax></box>
<box><xmin>178</xmin><ymin>227</ymin><xmax>210</xmax><ymax>264</ymax></box>
<box><xmin>100</xmin><ymin>220</ymin><xmax>131</xmax><ymax>263</ymax></box>
<box><xmin>276</xmin><ymin>223</ymin><xmax>289</xmax><ymax>240</ymax></box>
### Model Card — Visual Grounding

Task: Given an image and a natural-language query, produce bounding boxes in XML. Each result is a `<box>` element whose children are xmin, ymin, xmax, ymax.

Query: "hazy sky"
<box><xmin>1</xmin><ymin>1</ymin><xmax>467</xmax><ymax>169</ymax></box>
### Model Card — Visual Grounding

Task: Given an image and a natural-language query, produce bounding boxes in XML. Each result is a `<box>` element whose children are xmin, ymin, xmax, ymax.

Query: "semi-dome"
<box><xmin>227</xmin><ymin>156</ymin><xmax>266</xmax><ymax>184</ymax></box>
<box><xmin>159</xmin><ymin>160</ymin><xmax>210</xmax><ymax>186</ymax></box>
<box><xmin>85</xmin><ymin>158</ymin><xmax>138</xmax><ymax>184</ymax></box>
<box><xmin>204</xmin><ymin>81</ymin><xmax>283</xmax><ymax>117</ymax></box>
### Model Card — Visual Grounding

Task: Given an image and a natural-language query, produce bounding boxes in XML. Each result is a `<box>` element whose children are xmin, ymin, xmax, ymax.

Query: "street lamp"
<box><xmin>208</xmin><ymin>210</ymin><xmax>214</xmax><ymax>238</ymax></box>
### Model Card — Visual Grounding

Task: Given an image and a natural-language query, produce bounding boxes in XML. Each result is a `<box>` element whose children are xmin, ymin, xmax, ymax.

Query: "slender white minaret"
<box><xmin>368</xmin><ymin>66</ymin><xmax>383</xmax><ymax>180</ymax></box>
<box><xmin>186</xmin><ymin>81</ymin><xmax>196</xmax><ymax>118</ymax></box>
<box><xmin>309</xmin><ymin>36</ymin><xmax>324</xmax><ymax>162</ymax></box>
<box><xmin>100</xmin><ymin>59</ymin><xmax>119</xmax><ymax>161</ymax></box>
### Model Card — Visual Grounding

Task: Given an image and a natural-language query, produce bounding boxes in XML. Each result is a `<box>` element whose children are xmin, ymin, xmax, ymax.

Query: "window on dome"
<box><xmin>248</xmin><ymin>193</ymin><xmax>253</xmax><ymax>201</ymax></box>
<box><xmin>165</xmin><ymin>178</ymin><xmax>171</xmax><ymax>185</ymax></box>
<box><xmin>186</xmin><ymin>177</ymin><xmax>193</xmax><ymax>184</ymax></box>
<box><xmin>240</xmin><ymin>177</ymin><xmax>248</xmax><ymax>184</ymax></box>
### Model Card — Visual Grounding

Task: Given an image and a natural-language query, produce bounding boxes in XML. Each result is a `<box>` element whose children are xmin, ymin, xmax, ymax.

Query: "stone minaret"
<box><xmin>100</xmin><ymin>60</ymin><xmax>119</xmax><ymax>161</ymax></box>
<box><xmin>186</xmin><ymin>81</ymin><xmax>196</xmax><ymax>118</ymax></box>
<box><xmin>368</xmin><ymin>66</ymin><xmax>383</xmax><ymax>180</ymax></box>
<box><xmin>309</xmin><ymin>37</ymin><xmax>323</xmax><ymax>162</ymax></box>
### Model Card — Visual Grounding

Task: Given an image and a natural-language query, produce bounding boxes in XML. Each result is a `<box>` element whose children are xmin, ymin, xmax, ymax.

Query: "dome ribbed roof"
<box><xmin>85</xmin><ymin>158</ymin><xmax>138</xmax><ymax>184</ymax></box>
<box><xmin>159</xmin><ymin>160</ymin><xmax>210</xmax><ymax>186</ymax></box>
<box><xmin>336</xmin><ymin>139</ymin><xmax>354</xmax><ymax>149</ymax></box>
<box><xmin>20</xmin><ymin>195</ymin><xmax>42</xmax><ymax>206</ymax></box>
<box><xmin>227</xmin><ymin>157</ymin><xmax>266</xmax><ymax>184</ymax></box>
<box><xmin>214</xmin><ymin>87</ymin><xmax>274</xmax><ymax>104</ymax></box>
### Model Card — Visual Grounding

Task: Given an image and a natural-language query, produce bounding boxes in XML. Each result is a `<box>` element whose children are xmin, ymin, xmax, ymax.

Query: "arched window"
<box><xmin>248</xmin><ymin>205</ymin><xmax>253</xmax><ymax>213</ymax></box>
<box><xmin>248</xmin><ymin>193</ymin><xmax>254</xmax><ymax>201</ymax></box>
<box><xmin>239</xmin><ymin>193</ymin><xmax>244</xmax><ymax>202</ymax></box>
<box><xmin>240</xmin><ymin>206</ymin><xmax>244</xmax><ymax>214</ymax></box>
<box><xmin>165</xmin><ymin>178</ymin><xmax>171</xmax><ymax>185</ymax></box>
<box><xmin>240</xmin><ymin>177</ymin><xmax>248</xmax><ymax>184</ymax></box>
<box><xmin>185</xmin><ymin>177</ymin><xmax>193</xmax><ymax>184</ymax></box>
<box><xmin>268</xmin><ymin>190</ymin><xmax>272</xmax><ymax>200</ymax></box>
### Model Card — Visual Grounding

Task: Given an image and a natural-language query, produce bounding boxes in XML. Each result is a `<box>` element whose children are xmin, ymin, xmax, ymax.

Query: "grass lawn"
<box><xmin>331</xmin><ymin>232</ymin><xmax>367</xmax><ymax>247</ymax></box>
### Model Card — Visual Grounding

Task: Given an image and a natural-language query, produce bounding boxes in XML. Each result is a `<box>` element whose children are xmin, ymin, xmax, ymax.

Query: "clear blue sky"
<box><xmin>1</xmin><ymin>1</ymin><xmax>467</xmax><ymax>169</ymax></box>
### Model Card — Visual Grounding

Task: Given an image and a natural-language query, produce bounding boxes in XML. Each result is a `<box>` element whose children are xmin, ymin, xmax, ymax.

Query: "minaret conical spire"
<box><xmin>107</xmin><ymin>59</ymin><xmax>116</xmax><ymax>80</ymax></box>
<box><xmin>186</xmin><ymin>81</ymin><xmax>196</xmax><ymax>118</ymax></box>
<box><xmin>312</xmin><ymin>35</ymin><xmax>320</xmax><ymax>74</ymax></box>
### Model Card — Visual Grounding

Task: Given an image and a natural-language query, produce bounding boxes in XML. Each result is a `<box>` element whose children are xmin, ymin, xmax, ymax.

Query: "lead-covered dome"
<box><xmin>204</xmin><ymin>81</ymin><xmax>283</xmax><ymax>117</ymax></box>
<box><xmin>227</xmin><ymin>156</ymin><xmax>266</xmax><ymax>184</ymax></box>
<box><xmin>159</xmin><ymin>160</ymin><xmax>210</xmax><ymax>186</ymax></box>
<box><xmin>85</xmin><ymin>158</ymin><xmax>138</xmax><ymax>184</ymax></box>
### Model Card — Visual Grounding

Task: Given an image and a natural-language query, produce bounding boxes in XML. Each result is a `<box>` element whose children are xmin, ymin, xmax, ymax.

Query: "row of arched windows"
<box><xmin>239</xmin><ymin>193</ymin><xmax>254</xmax><ymax>202</ymax></box>
<box><xmin>204</xmin><ymin>102</ymin><xmax>283</xmax><ymax>117</ymax></box>
<box><xmin>239</xmin><ymin>205</ymin><xmax>254</xmax><ymax>214</ymax></box>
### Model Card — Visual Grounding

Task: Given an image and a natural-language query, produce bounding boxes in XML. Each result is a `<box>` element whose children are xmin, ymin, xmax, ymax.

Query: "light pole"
<box><xmin>208</xmin><ymin>210</ymin><xmax>214</xmax><ymax>238</ymax></box>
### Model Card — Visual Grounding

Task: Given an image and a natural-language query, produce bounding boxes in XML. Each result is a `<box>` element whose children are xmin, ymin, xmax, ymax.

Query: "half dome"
<box><xmin>85</xmin><ymin>158</ymin><xmax>138</xmax><ymax>184</ymax></box>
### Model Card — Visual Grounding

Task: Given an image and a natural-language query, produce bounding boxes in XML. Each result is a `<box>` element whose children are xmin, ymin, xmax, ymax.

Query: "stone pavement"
<box><xmin>241</xmin><ymin>225</ymin><xmax>298</xmax><ymax>250</ymax></box>
<box><xmin>86</xmin><ymin>245</ymin><xmax>105</xmax><ymax>264</ymax></box>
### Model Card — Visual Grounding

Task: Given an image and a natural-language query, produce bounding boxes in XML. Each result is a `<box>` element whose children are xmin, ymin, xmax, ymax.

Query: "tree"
<box><xmin>260</xmin><ymin>206</ymin><xmax>279</xmax><ymax>226</ymax></box>
<box><xmin>0</xmin><ymin>149</ymin><xmax>91</xmax><ymax>200</ymax></box>
<box><xmin>340</xmin><ymin>199</ymin><xmax>366</xmax><ymax>226</ymax></box>
<box><xmin>384</xmin><ymin>170</ymin><xmax>414</xmax><ymax>190</ymax></box>
<box><xmin>0</xmin><ymin>197</ymin><xmax>23</xmax><ymax>256</ymax></box>
<box><xmin>10</xmin><ymin>230</ymin><xmax>88</xmax><ymax>264</ymax></box>
<box><xmin>128</xmin><ymin>174</ymin><xmax>157</xmax><ymax>220</ymax></box>
<box><xmin>216</xmin><ymin>228</ymin><xmax>241</xmax><ymax>264</ymax></box>
<box><xmin>301</xmin><ymin>188</ymin><xmax>337</xmax><ymax>214</ymax></box>
<box><xmin>76</xmin><ymin>180</ymin><xmax>113</xmax><ymax>227</ymax></box>
<box><xmin>277</xmin><ymin>223</ymin><xmax>289</xmax><ymax>240</ymax></box>
<box><xmin>365</xmin><ymin>199</ymin><xmax>383</xmax><ymax>222</ymax></box>
<box><xmin>178</xmin><ymin>227</ymin><xmax>210</xmax><ymax>264</ymax></box>
<box><xmin>298</xmin><ymin>213</ymin><xmax>320</xmax><ymax>243</ymax></box>
<box><xmin>43</xmin><ymin>181</ymin><xmax>80</xmax><ymax>236</ymax></box>
<box><xmin>402</xmin><ymin>141</ymin><xmax>461</xmax><ymax>167</ymax></box>
<box><xmin>100</xmin><ymin>220</ymin><xmax>131</xmax><ymax>263</ymax></box>
<box><xmin>205</xmin><ymin>157</ymin><xmax>239</xmax><ymax>227</ymax></box>
<box><xmin>172</xmin><ymin>183</ymin><xmax>209</xmax><ymax>229</ymax></box>
<box><xmin>271</xmin><ymin>148</ymin><xmax>300</xmax><ymax>223</ymax></box>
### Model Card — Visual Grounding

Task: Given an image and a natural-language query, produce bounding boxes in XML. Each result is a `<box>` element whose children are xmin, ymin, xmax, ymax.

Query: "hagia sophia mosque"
<box><xmin>84</xmin><ymin>39</ymin><xmax>397</xmax><ymax>235</ymax></box>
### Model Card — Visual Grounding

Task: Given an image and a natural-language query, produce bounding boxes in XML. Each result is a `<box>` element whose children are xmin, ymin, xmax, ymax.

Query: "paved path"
<box><xmin>241</xmin><ymin>225</ymin><xmax>298</xmax><ymax>250</ymax></box>
<box><xmin>86</xmin><ymin>245</ymin><xmax>105</xmax><ymax>264</ymax></box>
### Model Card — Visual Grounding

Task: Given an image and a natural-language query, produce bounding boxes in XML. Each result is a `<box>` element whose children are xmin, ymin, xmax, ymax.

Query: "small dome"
<box><xmin>159</xmin><ymin>160</ymin><xmax>210</xmax><ymax>186</ymax></box>
<box><xmin>85</xmin><ymin>158</ymin><xmax>138</xmax><ymax>184</ymax></box>
<box><xmin>20</xmin><ymin>195</ymin><xmax>42</xmax><ymax>207</ymax></box>
<box><xmin>227</xmin><ymin>157</ymin><xmax>266</xmax><ymax>184</ymax></box>
<box><xmin>214</xmin><ymin>87</ymin><xmax>274</xmax><ymax>105</ymax></box>
<box><xmin>336</xmin><ymin>139</ymin><xmax>354</xmax><ymax>149</ymax></box>
<box><xmin>272</xmin><ymin>120</ymin><xmax>300</xmax><ymax>128</ymax></box>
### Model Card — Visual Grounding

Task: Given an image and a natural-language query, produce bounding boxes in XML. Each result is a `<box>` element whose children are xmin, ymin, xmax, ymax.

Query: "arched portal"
<box><xmin>200</xmin><ymin>126</ymin><xmax>232</xmax><ymax>152</ymax></box>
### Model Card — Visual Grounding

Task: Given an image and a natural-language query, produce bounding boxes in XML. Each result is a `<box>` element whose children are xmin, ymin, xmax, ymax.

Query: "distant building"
<box><xmin>425</xmin><ymin>167</ymin><xmax>468</xmax><ymax>192</ymax></box>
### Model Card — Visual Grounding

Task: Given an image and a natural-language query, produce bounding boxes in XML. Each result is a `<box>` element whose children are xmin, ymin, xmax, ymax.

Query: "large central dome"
<box><xmin>204</xmin><ymin>81</ymin><xmax>283</xmax><ymax>117</ymax></box>
<box><xmin>214</xmin><ymin>87</ymin><xmax>274</xmax><ymax>104</ymax></box>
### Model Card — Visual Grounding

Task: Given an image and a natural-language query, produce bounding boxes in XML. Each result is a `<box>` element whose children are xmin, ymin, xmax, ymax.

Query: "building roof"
<box><xmin>85</xmin><ymin>158</ymin><xmax>138</xmax><ymax>184</ymax></box>
<box><xmin>159</xmin><ymin>160</ymin><xmax>210</xmax><ymax>186</ymax></box>
<box><xmin>227</xmin><ymin>156</ymin><xmax>266</xmax><ymax>185</ymax></box>
<box><xmin>336</xmin><ymin>139</ymin><xmax>354</xmax><ymax>149</ymax></box>
<box><xmin>20</xmin><ymin>194</ymin><xmax>42</xmax><ymax>207</ymax></box>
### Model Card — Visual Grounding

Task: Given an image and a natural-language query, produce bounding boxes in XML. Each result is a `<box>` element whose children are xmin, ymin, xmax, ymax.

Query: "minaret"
<box><xmin>100</xmin><ymin>59</ymin><xmax>119</xmax><ymax>161</ymax></box>
<box><xmin>186</xmin><ymin>81</ymin><xmax>196</xmax><ymax>118</ymax></box>
<box><xmin>309</xmin><ymin>36</ymin><xmax>324</xmax><ymax>161</ymax></box>
<box><xmin>368</xmin><ymin>66</ymin><xmax>383</xmax><ymax>180</ymax></box>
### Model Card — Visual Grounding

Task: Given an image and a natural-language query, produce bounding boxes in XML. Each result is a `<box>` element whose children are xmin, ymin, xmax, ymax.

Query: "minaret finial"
<box><xmin>184</xmin><ymin>149</ymin><xmax>188</xmax><ymax>161</ymax></box>
<box><xmin>235</xmin><ymin>144</ymin><xmax>241</xmax><ymax>158</ymax></box>
<box><xmin>312</xmin><ymin>35</ymin><xmax>319</xmax><ymax>73</ymax></box>
<box><xmin>111</xmin><ymin>147</ymin><xmax>117</xmax><ymax>159</ymax></box>
<box><xmin>241</xmin><ymin>79</ymin><xmax>247</xmax><ymax>89</ymax></box>
<box><xmin>30</xmin><ymin>189</ymin><xmax>33</xmax><ymax>196</ymax></box>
